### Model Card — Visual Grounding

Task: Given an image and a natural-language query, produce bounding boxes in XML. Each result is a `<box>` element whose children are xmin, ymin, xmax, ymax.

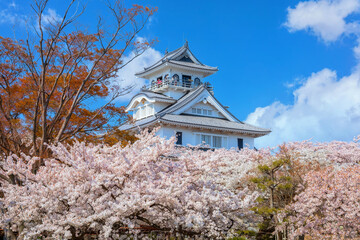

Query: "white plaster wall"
<box><xmin>156</xmin><ymin>126</ymin><xmax>255</xmax><ymax>149</ymax></box>
<box><xmin>228</xmin><ymin>135</ymin><xmax>254</xmax><ymax>149</ymax></box>
<box><xmin>153</xmin><ymin>102</ymin><xmax>171</xmax><ymax>113</ymax></box>
<box><xmin>158</xmin><ymin>126</ymin><xmax>196</xmax><ymax>146</ymax></box>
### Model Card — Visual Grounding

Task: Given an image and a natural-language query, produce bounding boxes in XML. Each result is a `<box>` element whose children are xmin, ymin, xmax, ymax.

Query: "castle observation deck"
<box><xmin>142</xmin><ymin>75</ymin><xmax>214</xmax><ymax>94</ymax></box>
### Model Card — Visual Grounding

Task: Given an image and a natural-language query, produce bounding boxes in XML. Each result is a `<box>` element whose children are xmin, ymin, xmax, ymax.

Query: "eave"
<box><xmin>135</xmin><ymin>61</ymin><xmax>218</xmax><ymax>79</ymax></box>
<box><xmin>121</xmin><ymin>116</ymin><xmax>271</xmax><ymax>138</ymax></box>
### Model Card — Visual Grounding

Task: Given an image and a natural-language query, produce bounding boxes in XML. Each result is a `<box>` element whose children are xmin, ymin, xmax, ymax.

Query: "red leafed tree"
<box><xmin>0</xmin><ymin>0</ymin><xmax>156</xmax><ymax>159</ymax></box>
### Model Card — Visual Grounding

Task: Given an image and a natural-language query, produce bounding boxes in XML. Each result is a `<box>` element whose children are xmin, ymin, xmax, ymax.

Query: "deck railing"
<box><xmin>141</xmin><ymin>79</ymin><xmax>214</xmax><ymax>94</ymax></box>
<box><xmin>142</xmin><ymin>78</ymin><xmax>200</xmax><ymax>91</ymax></box>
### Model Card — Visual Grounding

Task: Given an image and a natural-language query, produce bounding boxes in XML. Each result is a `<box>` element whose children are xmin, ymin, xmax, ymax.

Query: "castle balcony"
<box><xmin>143</xmin><ymin>78</ymin><xmax>198</xmax><ymax>92</ymax></box>
<box><xmin>142</xmin><ymin>78</ymin><xmax>213</xmax><ymax>93</ymax></box>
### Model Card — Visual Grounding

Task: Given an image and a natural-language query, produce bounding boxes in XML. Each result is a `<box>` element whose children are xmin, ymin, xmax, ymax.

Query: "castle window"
<box><xmin>182</xmin><ymin>75</ymin><xmax>192</xmax><ymax>87</ymax></box>
<box><xmin>201</xmin><ymin>135</ymin><xmax>211</xmax><ymax>146</ymax></box>
<box><xmin>191</xmin><ymin>108</ymin><xmax>214</xmax><ymax>117</ymax></box>
<box><xmin>194</xmin><ymin>78</ymin><xmax>201</xmax><ymax>86</ymax></box>
<box><xmin>172</xmin><ymin>74</ymin><xmax>179</xmax><ymax>86</ymax></box>
<box><xmin>213</xmin><ymin>136</ymin><xmax>222</xmax><ymax>148</ymax></box>
<box><xmin>238</xmin><ymin>138</ymin><xmax>244</xmax><ymax>149</ymax></box>
<box><xmin>195</xmin><ymin>133</ymin><xmax>228</xmax><ymax>148</ymax></box>
<box><xmin>176</xmin><ymin>132</ymin><xmax>182</xmax><ymax>145</ymax></box>
<box><xmin>156</xmin><ymin>76</ymin><xmax>163</xmax><ymax>85</ymax></box>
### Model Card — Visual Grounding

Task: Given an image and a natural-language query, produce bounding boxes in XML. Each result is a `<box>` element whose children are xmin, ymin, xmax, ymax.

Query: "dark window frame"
<box><xmin>176</xmin><ymin>132</ymin><xmax>183</xmax><ymax>145</ymax></box>
<box><xmin>172</xmin><ymin>74</ymin><xmax>179</xmax><ymax>85</ymax></box>
<box><xmin>182</xmin><ymin>75</ymin><xmax>192</xmax><ymax>87</ymax></box>
<box><xmin>194</xmin><ymin>77</ymin><xmax>201</xmax><ymax>86</ymax></box>
<box><xmin>238</xmin><ymin>138</ymin><xmax>244</xmax><ymax>149</ymax></box>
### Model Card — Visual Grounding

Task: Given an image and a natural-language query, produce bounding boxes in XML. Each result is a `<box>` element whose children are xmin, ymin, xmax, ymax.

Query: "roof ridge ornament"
<box><xmin>184</xmin><ymin>40</ymin><xmax>188</xmax><ymax>48</ymax></box>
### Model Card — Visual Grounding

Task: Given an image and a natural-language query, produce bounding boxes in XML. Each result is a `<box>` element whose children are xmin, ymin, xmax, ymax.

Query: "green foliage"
<box><xmin>251</xmin><ymin>206</ymin><xmax>277</xmax><ymax>216</ymax></box>
<box><xmin>228</xmin><ymin>229</ymin><xmax>257</xmax><ymax>240</ymax></box>
<box><xmin>227</xmin><ymin>237</ymin><xmax>248</xmax><ymax>240</ymax></box>
<box><xmin>258</xmin><ymin>164</ymin><xmax>271</xmax><ymax>173</ymax></box>
<box><xmin>245</xmin><ymin>151</ymin><xmax>301</xmax><ymax>240</ymax></box>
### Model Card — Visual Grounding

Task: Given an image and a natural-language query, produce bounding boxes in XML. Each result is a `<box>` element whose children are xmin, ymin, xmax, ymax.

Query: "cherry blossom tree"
<box><xmin>241</xmin><ymin>138</ymin><xmax>360</xmax><ymax>240</ymax></box>
<box><xmin>282</xmin><ymin>166</ymin><xmax>360</xmax><ymax>239</ymax></box>
<box><xmin>273</xmin><ymin>136</ymin><xmax>360</xmax><ymax>239</ymax></box>
<box><xmin>1</xmin><ymin>130</ymin><xmax>359</xmax><ymax>239</ymax></box>
<box><xmin>0</xmin><ymin>130</ymin><xmax>259</xmax><ymax>239</ymax></box>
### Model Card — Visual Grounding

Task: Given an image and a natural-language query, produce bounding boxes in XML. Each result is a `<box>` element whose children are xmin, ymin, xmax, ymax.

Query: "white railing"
<box><xmin>143</xmin><ymin>78</ymin><xmax>200</xmax><ymax>91</ymax></box>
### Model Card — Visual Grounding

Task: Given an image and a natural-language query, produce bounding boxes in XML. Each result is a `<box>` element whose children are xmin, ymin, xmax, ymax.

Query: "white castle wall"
<box><xmin>157</xmin><ymin>126</ymin><xmax>255</xmax><ymax>149</ymax></box>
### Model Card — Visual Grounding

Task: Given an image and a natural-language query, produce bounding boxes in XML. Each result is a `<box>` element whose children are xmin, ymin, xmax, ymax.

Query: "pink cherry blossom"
<box><xmin>285</xmin><ymin>166</ymin><xmax>360</xmax><ymax>239</ymax></box>
<box><xmin>0</xmin><ymin>130</ymin><xmax>258</xmax><ymax>239</ymax></box>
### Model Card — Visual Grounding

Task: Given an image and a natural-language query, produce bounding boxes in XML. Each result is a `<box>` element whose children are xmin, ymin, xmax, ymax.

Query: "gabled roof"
<box><xmin>120</xmin><ymin>85</ymin><xmax>271</xmax><ymax>137</ymax></box>
<box><xmin>156</xmin><ymin>85</ymin><xmax>206</xmax><ymax>116</ymax></box>
<box><xmin>157</xmin><ymin>85</ymin><xmax>240</xmax><ymax>122</ymax></box>
<box><xmin>125</xmin><ymin>90</ymin><xmax>176</xmax><ymax>111</ymax></box>
<box><xmin>135</xmin><ymin>41</ymin><xmax>218</xmax><ymax>78</ymax></box>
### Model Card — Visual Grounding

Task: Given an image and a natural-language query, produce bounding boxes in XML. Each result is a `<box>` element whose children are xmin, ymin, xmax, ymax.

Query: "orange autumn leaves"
<box><xmin>0</xmin><ymin>1</ymin><xmax>157</xmax><ymax>156</ymax></box>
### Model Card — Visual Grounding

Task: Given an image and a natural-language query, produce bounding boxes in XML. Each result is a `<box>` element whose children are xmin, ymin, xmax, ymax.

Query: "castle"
<box><xmin>119</xmin><ymin>41</ymin><xmax>270</xmax><ymax>149</ymax></box>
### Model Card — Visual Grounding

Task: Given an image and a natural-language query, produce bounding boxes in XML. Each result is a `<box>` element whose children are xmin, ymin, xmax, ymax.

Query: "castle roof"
<box><xmin>126</xmin><ymin>90</ymin><xmax>177</xmax><ymax>107</ymax></box>
<box><xmin>119</xmin><ymin>113</ymin><xmax>270</xmax><ymax>137</ymax></box>
<box><xmin>120</xmin><ymin>85</ymin><xmax>271</xmax><ymax>137</ymax></box>
<box><xmin>135</xmin><ymin>41</ymin><xmax>218</xmax><ymax>78</ymax></box>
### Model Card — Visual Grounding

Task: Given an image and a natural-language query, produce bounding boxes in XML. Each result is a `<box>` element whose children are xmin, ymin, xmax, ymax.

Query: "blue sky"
<box><xmin>1</xmin><ymin>0</ymin><xmax>360</xmax><ymax>147</ymax></box>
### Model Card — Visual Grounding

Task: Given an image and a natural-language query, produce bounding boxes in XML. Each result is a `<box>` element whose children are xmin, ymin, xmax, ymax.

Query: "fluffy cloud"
<box><xmin>113</xmin><ymin>45</ymin><xmax>162</xmax><ymax>102</ymax></box>
<box><xmin>42</xmin><ymin>8</ymin><xmax>62</xmax><ymax>26</ymax></box>
<box><xmin>8</xmin><ymin>2</ymin><xmax>16</xmax><ymax>8</ymax></box>
<box><xmin>247</xmin><ymin>0</ymin><xmax>360</xmax><ymax>148</ymax></box>
<box><xmin>0</xmin><ymin>9</ymin><xmax>25</xmax><ymax>26</ymax></box>
<box><xmin>247</xmin><ymin>69</ymin><xmax>360</xmax><ymax>147</ymax></box>
<box><xmin>285</xmin><ymin>0</ymin><xmax>360</xmax><ymax>42</ymax></box>
<box><xmin>0</xmin><ymin>5</ymin><xmax>61</xmax><ymax>28</ymax></box>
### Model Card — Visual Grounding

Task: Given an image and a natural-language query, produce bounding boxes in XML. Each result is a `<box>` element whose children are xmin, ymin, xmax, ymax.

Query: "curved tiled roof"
<box><xmin>135</xmin><ymin>41</ymin><xmax>218</xmax><ymax>77</ymax></box>
<box><xmin>119</xmin><ymin>114</ymin><xmax>270</xmax><ymax>137</ymax></box>
<box><xmin>120</xmin><ymin>85</ymin><xmax>271</xmax><ymax>137</ymax></box>
<box><xmin>160</xmin><ymin>114</ymin><xmax>270</xmax><ymax>135</ymax></box>
<box><xmin>138</xmin><ymin>90</ymin><xmax>176</xmax><ymax>102</ymax></box>
<box><xmin>125</xmin><ymin>90</ymin><xmax>176</xmax><ymax>111</ymax></box>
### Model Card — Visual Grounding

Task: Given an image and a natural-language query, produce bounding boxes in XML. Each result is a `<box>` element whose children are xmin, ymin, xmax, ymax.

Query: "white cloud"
<box><xmin>42</xmin><ymin>8</ymin><xmax>62</xmax><ymax>26</ymax></box>
<box><xmin>247</xmin><ymin>68</ymin><xmax>360</xmax><ymax>147</ymax></box>
<box><xmin>0</xmin><ymin>9</ymin><xmax>26</xmax><ymax>26</ymax></box>
<box><xmin>247</xmin><ymin>0</ymin><xmax>360</xmax><ymax>148</ymax></box>
<box><xmin>113</xmin><ymin>45</ymin><xmax>163</xmax><ymax>102</ymax></box>
<box><xmin>285</xmin><ymin>0</ymin><xmax>360</xmax><ymax>42</ymax></box>
<box><xmin>0</xmin><ymin>6</ymin><xmax>61</xmax><ymax>28</ymax></box>
<box><xmin>8</xmin><ymin>1</ymin><xmax>16</xmax><ymax>8</ymax></box>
